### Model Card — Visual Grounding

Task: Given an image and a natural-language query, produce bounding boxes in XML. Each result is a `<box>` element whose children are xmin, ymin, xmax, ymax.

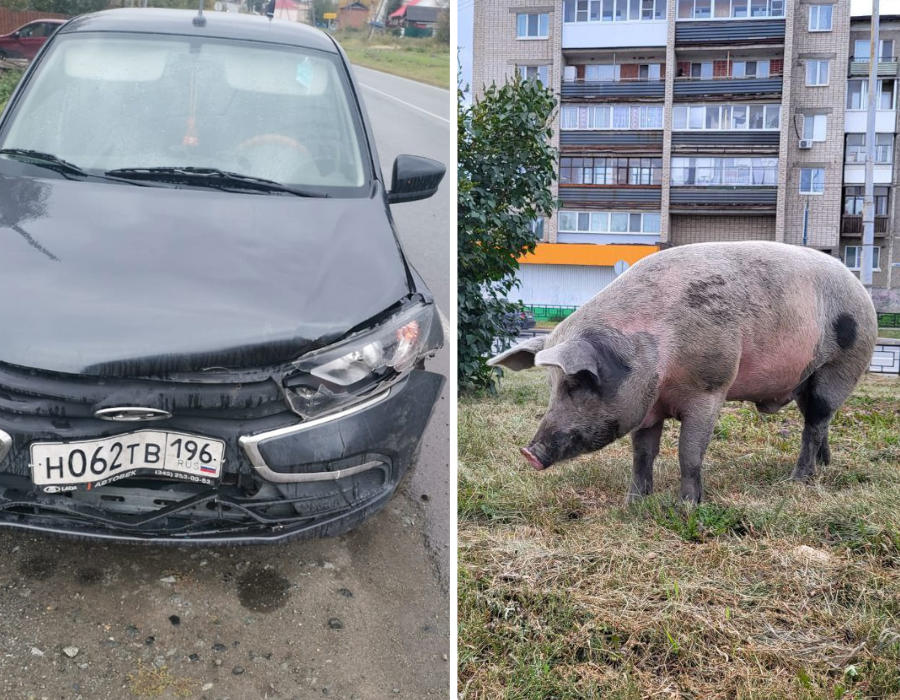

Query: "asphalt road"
<box><xmin>353</xmin><ymin>65</ymin><xmax>453</xmax><ymax>589</ymax></box>
<box><xmin>0</xmin><ymin>68</ymin><xmax>452</xmax><ymax>700</ymax></box>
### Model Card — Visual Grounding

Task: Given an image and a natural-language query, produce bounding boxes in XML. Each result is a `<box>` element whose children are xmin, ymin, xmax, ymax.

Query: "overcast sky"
<box><xmin>458</xmin><ymin>1</ymin><xmax>899</xmax><ymax>93</ymax></box>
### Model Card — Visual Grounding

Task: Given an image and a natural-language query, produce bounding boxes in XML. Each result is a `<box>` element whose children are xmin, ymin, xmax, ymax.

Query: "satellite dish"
<box><xmin>614</xmin><ymin>260</ymin><xmax>630</xmax><ymax>276</ymax></box>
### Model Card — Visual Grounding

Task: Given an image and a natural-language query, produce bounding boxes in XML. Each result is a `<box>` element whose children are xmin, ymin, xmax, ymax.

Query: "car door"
<box><xmin>13</xmin><ymin>22</ymin><xmax>48</xmax><ymax>60</ymax></box>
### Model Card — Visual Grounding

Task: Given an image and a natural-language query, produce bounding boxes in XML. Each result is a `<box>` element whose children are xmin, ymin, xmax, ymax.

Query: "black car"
<box><xmin>0</xmin><ymin>9</ymin><xmax>445</xmax><ymax>542</ymax></box>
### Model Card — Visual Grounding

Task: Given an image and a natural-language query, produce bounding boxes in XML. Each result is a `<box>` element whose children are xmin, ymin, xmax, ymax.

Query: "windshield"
<box><xmin>0</xmin><ymin>32</ymin><xmax>369</xmax><ymax>194</ymax></box>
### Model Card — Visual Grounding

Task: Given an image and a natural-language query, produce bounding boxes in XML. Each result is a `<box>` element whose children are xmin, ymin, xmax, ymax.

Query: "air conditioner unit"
<box><xmin>799</xmin><ymin>139</ymin><xmax>813</xmax><ymax>149</ymax></box>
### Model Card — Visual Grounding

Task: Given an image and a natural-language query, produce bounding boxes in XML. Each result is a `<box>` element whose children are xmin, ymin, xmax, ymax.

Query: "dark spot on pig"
<box><xmin>833</xmin><ymin>314</ymin><xmax>857</xmax><ymax>350</ymax></box>
<box><xmin>684</xmin><ymin>275</ymin><xmax>736</xmax><ymax>324</ymax></box>
<box><xmin>696</xmin><ymin>354</ymin><xmax>732</xmax><ymax>392</ymax></box>
<box><xmin>797</xmin><ymin>373</ymin><xmax>832</xmax><ymax>425</ymax></box>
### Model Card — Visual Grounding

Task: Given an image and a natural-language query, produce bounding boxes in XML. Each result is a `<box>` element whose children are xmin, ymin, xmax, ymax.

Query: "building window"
<box><xmin>672</xmin><ymin>104</ymin><xmax>780</xmax><ymax>131</ymax></box>
<box><xmin>518</xmin><ymin>65</ymin><xmax>549</xmax><ymax>85</ymax></box>
<box><xmin>844</xmin><ymin>245</ymin><xmax>881</xmax><ymax>271</ymax></box>
<box><xmin>809</xmin><ymin>5</ymin><xmax>833</xmax><ymax>31</ymax></box>
<box><xmin>559</xmin><ymin>157</ymin><xmax>663</xmax><ymax>185</ymax></box>
<box><xmin>531</xmin><ymin>218</ymin><xmax>546</xmax><ymax>238</ymax></box>
<box><xmin>847</xmin><ymin>79</ymin><xmax>896</xmax><ymax>109</ymax></box>
<box><xmin>689</xmin><ymin>61</ymin><xmax>714</xmax><ymax>79</ymax></box>
<box><xmin>733</xmin><ymin>60</ymin><xmax>770</xmax><ymax>79</ymax></box>
<box><xmin>853</xmin><ymin>39</ymin><xmax>894</xmax><ymax>61</ymax></box>
<box><xmin>670</xmin><ymin>157</ymin><xmax>778</xmax><ymax>186</ymax></box>
<box><xmin>560</xmin><ymin>104</ymin><xmax>664</xmax><ymax>130</ymax></box>
<box><xmin>516</xmin><ymin>13</ymin><xmax>550</xmax><ymax>38</ymax></box>
<box><xmin>845</xmin><ymin>134</ymin><xmax>894</xmax><ymax>163</ymax></box>
<box><xmin>558</xmin><ymin>210</ymin><xmax>661</xmax><ymax>234</ymax></box>
<box><xmin>806</xmin><ymin>60</ymin><xmax>829</xmax><ymax>86</ymax></box>
<box><xmin>677</xmin><ymin>0</ymin><xmax>783</xmax><ymax>19</ymax></box>
<box><xmin>585</xmin><ymin>64</ymin><xmax>619</xmax><ymax>81</ymax></box>
<box><xmin>844</xmin><ymin>186</ymin><xmax>889</xmax><ymax>216</ymax></box>
<box><xmin>800</xmin><ymin>168</ymin><xmax>825</xmax><ymax>194</ymax></box>
<box><xmin>802</xmin><ymin>114</ymin><xmax>827</xmax><ymax>141</ymax></box>
<box><xmin>563</xmin><ymin>0</ymin><xmax>665</xmax><ymax>22</ymax></box>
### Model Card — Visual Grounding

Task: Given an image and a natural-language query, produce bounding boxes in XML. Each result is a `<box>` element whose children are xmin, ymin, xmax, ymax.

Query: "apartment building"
<box><xmin>472</xmin><ymin>0</ymin><xmax>890</xmax><ymax>308</ymax></box>
<box><xmin>841</xmin><ymin>15</ymin><xmax>900</xmax><ymax>311</ymax></box>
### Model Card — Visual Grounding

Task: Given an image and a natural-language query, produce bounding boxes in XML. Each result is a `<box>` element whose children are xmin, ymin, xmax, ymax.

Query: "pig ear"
<box><xmin>534</xmin><ymin>339</ymin><xmax>598</xmax><ymax>378</ymax></box>
<box><xmin>487</xmin><ymin>336</ymin><xmax>546</xmax><ymax>371</ymax></box>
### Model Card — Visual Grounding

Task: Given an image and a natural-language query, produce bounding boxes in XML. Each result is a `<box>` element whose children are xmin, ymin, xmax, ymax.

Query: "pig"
<box><xmin>489</xmin><ymin>241</ymin><xmax>878</xmax><ymax>504</ymax></box>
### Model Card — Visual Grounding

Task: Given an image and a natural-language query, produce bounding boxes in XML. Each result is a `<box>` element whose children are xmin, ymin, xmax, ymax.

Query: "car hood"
<box><xmin>0</xmin><ymin>174</ymin><xmax>413</xmax><ymax>376</ymax></box>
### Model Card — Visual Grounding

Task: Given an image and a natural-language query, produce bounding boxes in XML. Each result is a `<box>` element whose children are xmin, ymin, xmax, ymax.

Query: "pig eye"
<box><xmin>563</xmin><ymin>371</ymin><xmax>600</xmax><ymax>398</ymax></box>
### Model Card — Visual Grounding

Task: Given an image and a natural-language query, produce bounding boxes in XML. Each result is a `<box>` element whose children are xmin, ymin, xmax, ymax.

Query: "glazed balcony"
<box><xmin>561</xmin><ymin>78</ymin><xmax>665</xmax><ymax>100</ymax></box>
<box><xmin>673</xmin><ymin>75</ymin><xmax>782</xmax><ymax>99</ymax></box>
<box><xmin>675</xmin><ymin>19</ymin><xmax>785</xmax><ymax>46</ymax></box>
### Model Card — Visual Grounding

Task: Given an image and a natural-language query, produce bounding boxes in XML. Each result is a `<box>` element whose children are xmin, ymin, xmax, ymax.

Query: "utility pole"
<box><xmin>862</xmin><ymin>0</ymin><xmax>880</xmax><ymax>293</ymax></box>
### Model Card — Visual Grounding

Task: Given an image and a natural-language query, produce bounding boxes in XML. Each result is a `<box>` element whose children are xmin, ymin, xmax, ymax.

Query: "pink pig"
<box><xmin>489</xmin><ymin>241</ymin><xmax>878</xmax><ymax>504</ymax></box>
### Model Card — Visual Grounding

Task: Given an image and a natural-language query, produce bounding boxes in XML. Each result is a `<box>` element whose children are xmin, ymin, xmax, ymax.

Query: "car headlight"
<box><xmin>283</xmin><ymin>303</ymin><xmax>436</xmax><ymax>418</ymax></box>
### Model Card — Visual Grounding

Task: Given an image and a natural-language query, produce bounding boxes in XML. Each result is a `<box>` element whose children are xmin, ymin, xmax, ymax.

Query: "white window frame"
<box><xmin>844</xmin><ymin>245</ymin><xmax>881</xmax><ymax>271</ymax></box>
<box><xmin>518</xmin><ymin>65</ymin><xmax>549</xmax><ymax>85</ymax></box>
<box><xmin>799</xmin><ymin>168</ymin><xmax>825</xmax><ymax>195</ymax></box>
<box><xmin>802</xmin><ymin>114</ymin><xmax>827</xmax><ymax>142</ymax></box>
<box><xmin>806</xmin><ymin>59</ymin><xmax>829</xmax><ymax>86</ymax></box>
<box><xmin>846</xmin><ymin>79</ymin><xmax>896</xmax><ymax>110</ymax></box>
<box><xmin>560</xmin><ymin>104</ymin><xmax>663</xmax><ymax>130</ymax></box>
<box><xmin>671</xmin><ymin>103</ymin><xmax>780</xmax><ymax>131</ymax></box>
<box><xmin>563</xmin><ymin>0</ymin><xmax>666</xmax><ymax>22</ymax></box>
<box><xmin>558</xmin><ymin>210</ymin><xmax>661</xmax><ymax>235</ymax></box>
<box><xmin>516</xmin><ymin>12</ymin><xmax>550</xmax><ymax>39</ymax></box>
<box><xmin>808</xmin><ymin>4</ymin><xmax>833</xmax><ymax>32</ymax></box>
<box><xmin>677</xmin><ymin>0</ymin><xmax>784</xmax><ymax>21</ymax></box>
<box><xmin>670</xmin><ymin>157</ymin><xmax>778</xmax><ymax>186</ymax></box>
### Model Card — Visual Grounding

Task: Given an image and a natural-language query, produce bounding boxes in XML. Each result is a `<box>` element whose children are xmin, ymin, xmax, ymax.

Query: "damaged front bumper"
<box><xmin>0</xmin><ymin>370</ymin><xmax>443</xmax><ymax>543</ymax></box>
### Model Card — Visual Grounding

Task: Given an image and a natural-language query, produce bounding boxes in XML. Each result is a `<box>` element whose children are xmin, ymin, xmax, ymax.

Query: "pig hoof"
<box><xmin>791</xmin><ymin>469</ymin><xmax>815</xmax><ymax>484</ymax></box>
<box><xmin>679</xmin><ymin>489</ymin><xmax>701</xmax><ymax>505</ymax></box>
<box><xmin>520</xmin><ymin>447</ymin><xmax>546</xmax><ymax>471</ymax></box>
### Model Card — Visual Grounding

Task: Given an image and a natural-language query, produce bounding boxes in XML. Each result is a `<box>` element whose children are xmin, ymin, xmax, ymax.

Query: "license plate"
<box><xmin>30</xmin><ymin>430</ymin><xmax>226</xmax><ymax>491</ymax></box>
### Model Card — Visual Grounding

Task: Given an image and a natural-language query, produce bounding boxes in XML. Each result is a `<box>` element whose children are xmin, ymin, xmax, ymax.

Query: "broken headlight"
<box><xmin>283</xmin><ymin>303</ymin><xmax>436</xmax><ymax>418</ymax></box>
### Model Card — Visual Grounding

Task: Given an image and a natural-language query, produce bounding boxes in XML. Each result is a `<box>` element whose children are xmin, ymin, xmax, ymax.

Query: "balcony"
<box><xmin>674</xmin><ymin>19</ymin><xmax>785</xmax><ymax>46</ymax></box>
<box><xmin>560</xmin><ymin>130</ymin><xmax>663</xmax><ymax>153</ymax></box>
<box><xmin>562</xmin><ymin>21</ymin><xmax>667</xmax><ymax>50</ymax></box>
<box><xmin>840</xmin><ymin>216</ymin><xmax>889</xmax><ymax>236</ymax></box>
<box><xmin>674</xmin><ymin>76</ymin><xmax>782</xmax><ymax>99</ymax></box>
<box><xmin>848</xmin><ymin>57</ymin><xmax>899</xmax><ymax>78</ymax></box>
<box><xmin>559</xmin><ymin>186</ymin><xmax>662</xmax><ymax>208</ymax></box>
<box><xmin>561</xmin><ymin>79</ymin><xmax>665</xmax><ymax>100</ymax></box>
<box><xmin>669</xmin><ymin>187</ymin><xmax>777</xmax><ymax>212</ymax></box>
<box><xmin>671</xmin><ymin>130</ymin><xmax>780</xmax><ymax>152</ymax></box>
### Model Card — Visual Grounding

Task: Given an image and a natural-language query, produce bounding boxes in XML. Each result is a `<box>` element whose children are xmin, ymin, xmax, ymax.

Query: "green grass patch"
<box><xmin>334</xmin><ymin>31</ymin><xmax>450</xmax><ymax>89</ymax></box>
<box><xmin>879</xmin><ymin>328</ymin><xmax>900</xmax><ymax>340</ymax></box>
<box><xmin>459</xmin><ymin>371</ymin><xmax>900</xmax><ymax>699</ymax></box>
<box><xmin>0</xmin><ymin>68</ymin><xmax>23</xmax><ymax>114</ymax></box>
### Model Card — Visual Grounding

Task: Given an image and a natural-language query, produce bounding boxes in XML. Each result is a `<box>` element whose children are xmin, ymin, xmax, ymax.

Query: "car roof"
<box><xmin>58</xmin><ymin>8</ymin><xmax>338</xmax><ymax>53</ymax></box>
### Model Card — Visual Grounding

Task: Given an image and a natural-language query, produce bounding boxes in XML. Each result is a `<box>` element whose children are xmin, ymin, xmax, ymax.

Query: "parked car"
<box><xmin>0</xmin><ymin>9</ymin><xmax>445</xmax><ymax>542</ymax></box>
<box><xmin>501</xmin><ymin>307</ymin><xmax>536</xmax><ymax>334</ymax></box>
<box><xmin>0</xmin><ymin>19</ymin><xmax>66</xmax><ymax>60</ymax></box>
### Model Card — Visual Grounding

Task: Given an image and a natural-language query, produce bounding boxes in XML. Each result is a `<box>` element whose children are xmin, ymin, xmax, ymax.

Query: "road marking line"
<box><xmin>359</xmin><ymin>83</ymin><xmax>450</xmax><ymax>124</ymax></box>
<box><xmin>438</xmin><ymin>309</ymin><xmax>451</xmax><ymax>338</ymax></box>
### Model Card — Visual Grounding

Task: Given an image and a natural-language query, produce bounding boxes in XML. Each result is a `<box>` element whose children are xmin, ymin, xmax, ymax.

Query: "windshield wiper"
<box><xmin>104</xmin><ymin>167</ymin><xmax>329</xmax><ymax>198</ymax></box>
<box><xmin>0</xmin><ymin>148</ymin><xmax>93</xmax><ymax>178</ymax></box>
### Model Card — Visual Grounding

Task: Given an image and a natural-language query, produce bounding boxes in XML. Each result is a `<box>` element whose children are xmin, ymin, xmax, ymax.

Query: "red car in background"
<box><xmin>0</xmin><ymin>19</ymin><xmax>66</xmax><ymax>60</ymax></box>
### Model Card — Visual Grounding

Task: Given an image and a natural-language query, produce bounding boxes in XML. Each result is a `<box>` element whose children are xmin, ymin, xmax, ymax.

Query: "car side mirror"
<box><xmin>388</xmin><ymin>155</ymin><xmax>445</xmax><ymax>204</ymax></box>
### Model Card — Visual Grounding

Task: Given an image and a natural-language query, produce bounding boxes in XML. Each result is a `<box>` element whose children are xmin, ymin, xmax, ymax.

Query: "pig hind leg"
<box><xmin>792</xmin><ymin>365</ymin><xmax>855</xmax><ymax>481</ymax></box>
<box><xmin>628</xmin><ymin>421</ymin><xmax>664</xmax><ymax>504</ymax></box>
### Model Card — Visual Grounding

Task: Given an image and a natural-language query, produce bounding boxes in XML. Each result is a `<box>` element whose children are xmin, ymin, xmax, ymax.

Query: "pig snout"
<box><xmin>520</xmin><ymin>446</ymin><xmax>547</xmax><ymax>471</ymax></box>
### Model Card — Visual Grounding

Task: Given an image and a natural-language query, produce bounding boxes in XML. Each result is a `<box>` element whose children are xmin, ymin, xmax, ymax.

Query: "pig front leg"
<box><xmin>627</xmin><ymin>421</ymin><xmax>664</xmax><ymax>504</ymax></box>
<box><xmin>677</xmin><ymin>396</ymin><xmax>725</xmax><ymax>504</ymax></box>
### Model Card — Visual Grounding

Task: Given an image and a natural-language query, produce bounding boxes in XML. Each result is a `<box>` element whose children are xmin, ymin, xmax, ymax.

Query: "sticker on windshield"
<box><xmin>296</xmin><ymin>59</ymin><xmax>312</xmax><ymax>91</ymax></box>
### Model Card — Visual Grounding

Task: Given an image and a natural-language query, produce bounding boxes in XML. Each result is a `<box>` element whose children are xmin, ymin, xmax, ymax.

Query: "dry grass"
<box><xmin>458</xmin><ymin>372</ymin><xmax>900</xmax><ymax>700</ymax></box>
<box><xmin>127</xmin><ymin>661</ymin><xmax>196</xmax><ymax>697</ymax></box>
<box><xmin>335</xmin><ymin>31</ymin><xmax>451</xmax><ymax>89</ymax></box>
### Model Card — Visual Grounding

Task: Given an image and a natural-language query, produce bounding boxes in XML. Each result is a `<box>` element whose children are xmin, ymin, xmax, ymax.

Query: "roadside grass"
<box><xmin>879</xmin><ymin>328</ymin><xmax>900</xmax><ymax>340</ymax></box>
<box><xmin>459</xmin><ymin>371</ymin><xmax>900</xmax><ymax>699</ymax></box>
<box><xmin>335</xmin><ymin>31</ymin><xmax>450</xmax><ymax>89</ymax></box>
<box><xmin>0</xmin><ymin>68</ymin><xmax>23</xmax><ymax>113</ymax></box>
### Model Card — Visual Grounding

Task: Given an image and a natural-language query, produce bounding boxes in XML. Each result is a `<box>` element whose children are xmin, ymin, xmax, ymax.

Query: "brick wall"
<box><xmin>669</xmin><ymin>215</ymin><xmax>777</xmax><ymax>245</ymax></box>
<box><xmin>780</xmin><ymin>0</ymin><xmax>851</xmax><ymax>250</ymax></box>
<box><xmin>0</xmin><ymin>9</ymin><xmax>67</xmax><ymax>35</ymax></box>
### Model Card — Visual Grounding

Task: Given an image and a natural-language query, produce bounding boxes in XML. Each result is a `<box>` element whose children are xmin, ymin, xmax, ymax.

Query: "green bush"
<box><xmin>457</xmin><ymin>78</ymin><xmax>557</xmax><ymax>391</ymax></box>
<box><xmin>0</xmin><ymin>69</ymin><xmax>24</xmax><ymax>114</ymax></box>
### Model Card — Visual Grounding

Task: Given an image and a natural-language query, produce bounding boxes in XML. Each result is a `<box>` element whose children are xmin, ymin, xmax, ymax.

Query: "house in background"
<box><xmin>388</xmin><ymin>0</ymin><xmax>440</xmax><ymax>36</ymax></box>
<box><xmin>338</xmin><ymin>0</ymin><xmax>370</xmax><ymax>30</ymax></box>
